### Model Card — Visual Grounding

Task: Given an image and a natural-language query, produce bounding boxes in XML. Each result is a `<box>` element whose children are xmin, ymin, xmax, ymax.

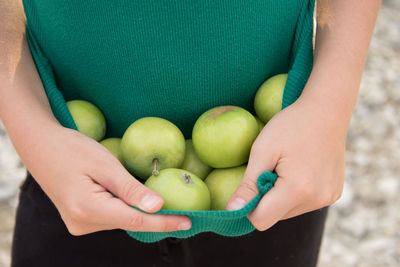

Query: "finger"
<box><xmin>247</xmin><ymin>177</ymin><xmax>298</xmax><ymax>231</ymax></box>
<box><xmin>92</xmin><ymin>156</ymin><xmax>164</xmax><ymax>213</ymax></box>
<box><xmin>98</xmin><ymin>195</ymin><xmax>192</xmax><ymax>232</ymax></box>
<box><xmin>226</xmin><ymin>144</ymin><xmax>279</xmax><ymax>211</ymax></box>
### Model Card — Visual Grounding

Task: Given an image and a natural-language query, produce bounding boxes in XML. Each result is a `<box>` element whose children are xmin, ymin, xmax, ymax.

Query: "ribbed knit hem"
<box><xmin>26</xmin><ymin>25</ymin><xmax>78</xmax><ymax>131</ymax></box>
<box><xmin>126</xmin><ymin>171</ymin><xmax>278</xmax><ymax>243</ymax></box>
<box><xmin>282</xmin><ymin>0</ymin><xmax>315</xmax><ymax>109</ymax></box>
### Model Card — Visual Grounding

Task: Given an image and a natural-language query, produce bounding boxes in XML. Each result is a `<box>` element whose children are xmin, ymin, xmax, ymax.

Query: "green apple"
<box><xmin>254</xmin><ymin>73</ymin><xmax>288</xmax><ymax>123</ymax></box>
<box><xmin>255</xmin><ymin>116</ymin><xmax>265</xmax><ymax>134</ymax></box>
<box><xmin>66</xmin><ymin>100</ymin><xmax>106</xmax><ymax>141</ymax></box>
<box><xmin>180</xmin><ymin>139</ymin><xmax>212</xmax><ymax>180</ymax></box>
<box><xmin>204</xmin><ymin>165</ymin><xmax>246</xmax><ymax>210</ymax></box>
<box><xmin>100</xmin><ymin>138</ymin><xmax>123</xmax><ymax>163</ymax></box>
<box><xmin>192</xmin><ymin>106</ymin><xmax>259</xmax><ymax>168</ymax></box>
<box><xmin>145</xmin><ymin>168</ymin><xmax>211</xmax><ymax>211</ymax></box>
<box><xmin>121</xmin><ymin>117</ymin><xmax>185</xmax><ymax>180</ymax></box>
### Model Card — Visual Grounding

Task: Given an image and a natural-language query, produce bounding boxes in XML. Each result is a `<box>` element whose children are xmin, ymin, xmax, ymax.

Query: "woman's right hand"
<box><xmin>27</xmin><ymin>125</ymin><xmax>192</xmax><ymax>235</ymax></box>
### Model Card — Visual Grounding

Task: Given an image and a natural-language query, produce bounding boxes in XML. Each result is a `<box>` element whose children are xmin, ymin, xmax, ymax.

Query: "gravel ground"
<box><xmin>0</xmin><ymin>1</ymin><xmax>399</xmax><ymax>266</ymax></box>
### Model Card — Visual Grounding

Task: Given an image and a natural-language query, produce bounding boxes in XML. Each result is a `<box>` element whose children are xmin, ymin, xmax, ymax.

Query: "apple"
<box><xmin>192</xmin><ymin>106</ymin><xmax>259</xmax><ymax>168</ymax></box>
<box><xmin>145</xmin><ymin>168</ymin><xmax>211</xmax><ymax>211</ymax></box>
<box><xmin>254</xmin><ymin>73</ymin><xmax>288</xmax><ymax>123</ymax></box>
<box><xmin>255</xmin><ymin>116</ymin><xmax>265</xmax><ymax>134</ymax></box>
<box><xmin>100</xmin><ymin>138</ymin><xmax>123</xmax><ymax>163</ymax></box>
<box><xmin>121</xmin><ymin>117</ymin><xmax>185</xmax><ymax>180</ymax></box>
<box><xmin>180</xmin><ymin>139</ymin><xmax>212</xmax><ymax>180</ymax></box>
<box><xmin>66</xmin><ymin>100</ymin><xmax>106</xmax><ymax>141</ymax></box>
<box><xmin>204</xmin><ymin>165</ymin><xmax>246</xmax><ymax>210</ymax></box>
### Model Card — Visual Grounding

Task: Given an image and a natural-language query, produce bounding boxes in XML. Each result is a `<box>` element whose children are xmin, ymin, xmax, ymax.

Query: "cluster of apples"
<box><xmin>66</xmin><ymin>74</ymin><xmax>288</xmax><ymax>211</ymax></box>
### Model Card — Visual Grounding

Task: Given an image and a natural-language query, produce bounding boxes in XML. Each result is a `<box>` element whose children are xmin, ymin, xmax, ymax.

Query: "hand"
<box><xmin>226</xmin><ymin>96</ymin><xmax>346</xmax><ymax>231</ymax></box>
<box><xmin>27</xmin><ymin>125</ymin><xmax>191</xmax><ymax>235</ymax></box>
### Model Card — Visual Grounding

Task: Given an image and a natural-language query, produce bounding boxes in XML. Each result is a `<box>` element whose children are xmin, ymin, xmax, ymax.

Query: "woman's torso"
<box><xmin>23</xmin><ymin>0</ymin><xmax>306</xmax><ymax>138</ymax></box>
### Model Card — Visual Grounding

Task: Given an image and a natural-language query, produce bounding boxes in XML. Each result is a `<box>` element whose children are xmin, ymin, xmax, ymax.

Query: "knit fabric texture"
<box><xmin>23</xmin><ymin>0</ymin><xmax>315</xmax><ymax>242</ymax></box>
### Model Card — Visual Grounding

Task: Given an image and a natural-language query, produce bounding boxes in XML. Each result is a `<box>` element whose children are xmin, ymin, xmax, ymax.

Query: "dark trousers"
<box><xmin>11</xmin><ymin>172</ymin><xmax>329</xmax><ymax>267</ymax></box>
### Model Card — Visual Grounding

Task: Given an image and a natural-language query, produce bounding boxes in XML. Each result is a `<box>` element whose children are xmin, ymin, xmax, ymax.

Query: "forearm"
<box><xmin>0</xmin><ymin>1</ymin><xmax>61</xmax><ymax>168</ymax></box>
<box><xmin>299</xmin><ymin>0</ymin><xmax>380</xmax><ymax>125</ymax></box>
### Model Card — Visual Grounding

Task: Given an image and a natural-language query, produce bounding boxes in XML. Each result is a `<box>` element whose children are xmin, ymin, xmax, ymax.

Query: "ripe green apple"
<box><xmin>180</xmin><ymin>139</ymin><xmax>212</xmax><ymax>180</ymax></box>
<box><xmin>204</xmin><ymin>165</ymin><xmax>246</xmax><ymax>211</ymax></box>
<box><xmin>192</xmin><ymin>106</ymin><xmax>259</xmax><ymax>168</ymax></box>
<box><xmin>66</xmin><ymin>100</ymin><xmax>106</xmax><ymax>141</ymax></box>
<box><xmin>100</xmin><ymin>138</ymin><xmax>123</xmax><ymax>163</ymax></box>
<box><xmin>145</xmin><ymin>168</ymin><xmax>211</xmax><ymax>211</ymax></box>
<box><xmin>254</xmin><ymin>73</ymin><xmax>288</xmax><ymax>123</ymax></box>
<box><xmin>255</xmin><ymin>116</ymin><xmax>265</xmax><ymax>134</ymax></box>
<box><xmin>121</xmin><ymin>117</ymin><xmax>185</xmax><ymax>180</ymax></box>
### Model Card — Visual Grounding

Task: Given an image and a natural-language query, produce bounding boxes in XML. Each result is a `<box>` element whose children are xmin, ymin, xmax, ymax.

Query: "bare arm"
<box><xmin>0</xmin><ymin>0</ymin><xmax>191</xmax><ymax>234</ymax></box>
<box><xmin>302</xmin><ymin>0</ymin><xmax>381</xmax><ymax>126</ymax></box>
<box><xmin>0</xmin><ymin>0</ymin><xmax>62</xmax><ymax>167</ymax></box>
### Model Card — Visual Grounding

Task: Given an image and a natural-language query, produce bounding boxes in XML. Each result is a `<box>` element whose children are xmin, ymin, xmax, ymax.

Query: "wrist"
<box><xmin>4</xmin><ymin>117</ymin><xmax>63</xmax><ymax>170</ymax></box>
<box><xmin>296</xmin><ymin>70</ymin><xmax>359</xmax><ymax>128</ymax></box>
<box><xmin>293</xmin><ymin>86</ymin><xmax>353</xmax><ymax>142</ymax></box>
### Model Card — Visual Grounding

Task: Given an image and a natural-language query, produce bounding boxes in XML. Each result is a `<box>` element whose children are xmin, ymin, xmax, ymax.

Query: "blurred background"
<box><xmin>0</xmin><ymin>0</ymin><xmax>399</xmax><ymax>266</ymax></box>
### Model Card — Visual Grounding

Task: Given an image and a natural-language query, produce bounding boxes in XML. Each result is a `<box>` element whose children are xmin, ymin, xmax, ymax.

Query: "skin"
<box><xmin>0</xmin><ymin>0</ymin><xmax>191</xmax><ymax>234</ymax></box>
<box><xmin>227</xmin><ymin>0</ymin><xmax>382</xmax><ymax>232</ymax></box>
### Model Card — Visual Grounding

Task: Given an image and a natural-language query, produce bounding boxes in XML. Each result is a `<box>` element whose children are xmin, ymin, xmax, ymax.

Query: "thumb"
<box><xmin>226</xmin><ymin>147</ymin><xmax>279</xmax><ymax>211</ymax></box>
<box><xmin>93</xmin><ymin>159</ymin><xmax>164</xmax><ymax>213</ymax></box>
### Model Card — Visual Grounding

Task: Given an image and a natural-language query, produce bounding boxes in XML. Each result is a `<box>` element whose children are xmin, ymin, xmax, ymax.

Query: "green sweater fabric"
<box><xmin>23</xmin><ymin>0</ymin><xmax>315</xmax><ymax>242</ymax></box>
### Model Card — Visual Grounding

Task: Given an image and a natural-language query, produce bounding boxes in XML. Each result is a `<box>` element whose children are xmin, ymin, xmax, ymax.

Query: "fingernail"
<box><xmin>227</xmin><ymin>198</ymin><xmax>247</xmax><ymax>211</ymax></box>
<box><xmin>179</xmin><ymin>220</ymin><xmax>191</xmax><ymax>231</ymax></box>
<box><xmin>141</xmin><ymin>194</ymin><xmax>162</xmax><ymax>210</ymax></box>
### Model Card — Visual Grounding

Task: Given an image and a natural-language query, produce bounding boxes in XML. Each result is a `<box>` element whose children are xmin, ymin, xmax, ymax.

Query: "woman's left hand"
<box><xmin>226</xmin><ymin>95</ymin><xmax>348</xmax><ymax>231</ymax></box>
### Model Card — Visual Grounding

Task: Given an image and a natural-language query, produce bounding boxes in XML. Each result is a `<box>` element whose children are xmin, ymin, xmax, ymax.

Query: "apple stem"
<box><xmin>152</xmin><ymin>158</ymin><xmax>160</xmax><ymax>176</ymax></box>
<box><xmin>184</xmin><ymin>174</ymin><xmax>191</xmax><ymax>184</ymax></box>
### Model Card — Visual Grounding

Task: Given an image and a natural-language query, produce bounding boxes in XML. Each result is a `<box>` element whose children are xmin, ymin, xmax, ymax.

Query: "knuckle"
<box><xmin>65</xmin><ymin>222</ymin><xmax>87</xmax><ymax>236</ymax></box>
<box><xmin>328</xmin><ymin>191</ymin><xmax>342</xmax><ymax>206</ymax></box>
<box><xmin>252</xmin><ymin>218</ymin><xmax>272</xmax><ymax>232</ymax></box>
<box><xmin>250</xmin><ymin>142</ymin><xmax>264</xmax><ymax>157</ymax></box>
<box><xmin>68</xmin><ymin>201</ymin><xmax>91</xmax><ymax>223</ymax></box>
<box><xmin>253</xmin><ymin>221</ymin><xmax>267</xmax><ymax>231</ymax></box>
<box><xmin>317</xmin><ymin>193</ymin><xmax>333</xmax><ymax>207</ymax></box>
<box><xmin>318</xmin><ymin>183</ymin><xmax>344</xmax><ymax>207</ymax></box>
<box><xmin>126</xmin><ymin>215</ymin><xmax>144</xmax><ymax>230</ymax></box>
<box><xmin>293</xmin><ymin>181</ymin><xmax>314</xmax><ymax>201</ymax></box>
<box><xmin>335</xmin><ymin>189</ymin><xmax>343</xmax><ymax>202</ymax></box>
<box><xmin>316</xmin><ymin>189</ymin><xmax>341</xmax><ymax>208</ymax></box>
<box><xmin>255</xmin><ymin>225</ymin><xmax>268</xmax><ymax>232</ymax></box>
<box><xmin>121</xmin><ymin>179</ymin><xmax>143</xmax><ymax>202</ymax></box>
<box><xmin>160</xmin><ymin>220</ymin><xmax>175</xmax><ymax>232</ymax></box>
<box><xmin>68</xmin><ymin>204</ymin><xmax>86</xmax><ymax>222</ymax></box>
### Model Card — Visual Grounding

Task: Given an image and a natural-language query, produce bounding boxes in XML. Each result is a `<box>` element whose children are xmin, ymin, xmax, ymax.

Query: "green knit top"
<box><xmin>23</xmin><ymin>0</ymin><xmax>315</xmax><ymax>242</ymax></box>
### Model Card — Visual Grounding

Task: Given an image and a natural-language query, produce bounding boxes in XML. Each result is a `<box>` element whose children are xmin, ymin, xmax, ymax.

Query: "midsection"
<box><xmin>23</xmin><ymin>0</ymin><xmax>304</xmax><ymax>138</ymax></box>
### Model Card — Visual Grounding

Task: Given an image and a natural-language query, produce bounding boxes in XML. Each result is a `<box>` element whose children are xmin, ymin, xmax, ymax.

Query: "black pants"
<box><xmin>11</xmin><ymin>172</ymin><xmax>329</xmax><ymax>267</ymax></box>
